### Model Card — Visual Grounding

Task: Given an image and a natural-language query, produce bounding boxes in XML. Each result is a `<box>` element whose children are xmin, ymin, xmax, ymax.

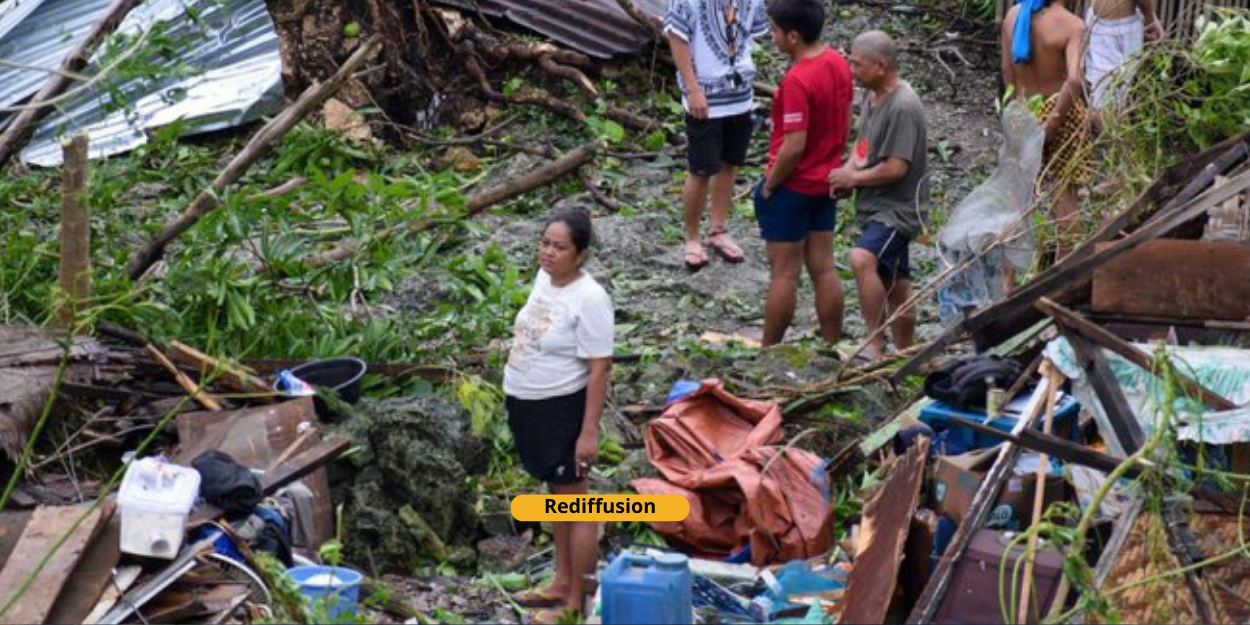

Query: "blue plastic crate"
<box><xmin>919</xmin><ymin>391</ymin><xmax>1080</xmax><ymax>454</ymax></box>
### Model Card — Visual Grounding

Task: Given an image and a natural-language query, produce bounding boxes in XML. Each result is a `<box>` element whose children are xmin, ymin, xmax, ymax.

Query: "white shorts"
<box><xmin>1084</xmin><ymin>9</ymin><xmax>1145</xmax><ymax>109</ymax></box>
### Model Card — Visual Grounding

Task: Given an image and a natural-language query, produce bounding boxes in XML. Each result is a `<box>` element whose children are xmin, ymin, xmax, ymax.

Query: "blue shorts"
<box><xmin>754</xmin><ymin>183</ymin><xmax>837</xmax><ymax>243</ymax></box>
<box><xmin>856</xmin><ymin>221</ymin><xmax>911</xmax><ymax>281</ymax></box>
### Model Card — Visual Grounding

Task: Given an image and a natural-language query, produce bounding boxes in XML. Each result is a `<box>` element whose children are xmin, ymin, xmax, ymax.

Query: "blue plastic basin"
<box><xmin>286</xmin><ymin>564</ymin><xmax>363</xmax><ymax>623</ymax></box>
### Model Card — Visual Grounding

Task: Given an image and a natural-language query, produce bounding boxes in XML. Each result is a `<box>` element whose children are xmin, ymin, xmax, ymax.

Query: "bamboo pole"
<box><xmin>1016</xmin><ymin>363</ymin><xmax>1064</xmax><ymax>624</ymax></box>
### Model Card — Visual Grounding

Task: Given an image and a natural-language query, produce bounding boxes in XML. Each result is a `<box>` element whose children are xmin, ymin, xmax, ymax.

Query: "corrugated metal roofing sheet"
<box><xmin>435</xmin><ymin>0</ymin><xmax>664</xmax><ymax>58</ymax></box>
<box><xmin>10</xmin><ymin>0</ymin><xmax>283</xmax><ymax>166</ymax></box>
<box><xmin>0</xmin><ymin>0</ymin><xmax>118</xmax><ymax>110</ymax></box>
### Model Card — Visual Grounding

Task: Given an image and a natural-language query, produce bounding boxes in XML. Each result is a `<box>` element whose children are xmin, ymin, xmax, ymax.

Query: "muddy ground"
<box><xmin>381</xmin><ymin>1</ymin><xmax>1004</xmax><ymax>620</ymax></box>
<box><xmin>464</xmin><ymin>2</ymin><xmax>1002</xmax><ymax>407</ymax></box>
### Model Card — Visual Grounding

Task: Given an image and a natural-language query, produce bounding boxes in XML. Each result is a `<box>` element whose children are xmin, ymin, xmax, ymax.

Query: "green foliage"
<box><xmin>1178</xmin><ymin>10</ymin><xmax>1250</xmax><ymax>149</ymax></box>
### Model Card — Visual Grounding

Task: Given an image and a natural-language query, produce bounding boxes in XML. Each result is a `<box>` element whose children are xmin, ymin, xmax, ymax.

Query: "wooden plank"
<box><xmin>0</xmin><ymin>512</ymin><xmax>33</xmax><ymax>572</ymax></box>
<box><xmin>146</xmin><ymin>344</ymin><xmax>223</xmax><ymax>411</ymax></box>
<box><xmin>1091</xmin><ymin>239</ymin><xmax>1250</xmax><ymax>321</ymax></box>
<box><xmin>841</xmin><ymin>437</ymin><xmax>929</xmax><ymax>625</ymax></box>
<box><xmin>166</xmin><ymin>341</ymin><xmax>273</xmax><ymax>399</ymax></box>
<box><xmin>0</xmin><ymin>502</ymin><xmax>113</xmax><ymax>624</ymax></box>
<box><xmin>44</xmin><ymin>515</ymin><xmax>121</xmax><ymax>625</ymax></box>
<box><xmin>1038</xmin><ymin>297</ymin><xmax>1237</xmax><ymax>411</ymax></box>
<box><xmin>1065</xmin><ymin>332</ymin><xmax>1146</xmax><ymax>454</ymax></box>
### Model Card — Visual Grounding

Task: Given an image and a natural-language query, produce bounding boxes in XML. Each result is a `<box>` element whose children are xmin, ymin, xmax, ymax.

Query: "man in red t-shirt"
<box><xmin>755</xmin><ymin>0</ymin><xmax>853</xmax><ymax>346</ymax></box>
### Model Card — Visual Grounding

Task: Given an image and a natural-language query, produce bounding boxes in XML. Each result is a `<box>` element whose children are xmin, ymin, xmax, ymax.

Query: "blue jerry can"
<box><xmin>601</xmin><ymin>551</ymin><xmax>693</xmax><ymax>624</ymax></box>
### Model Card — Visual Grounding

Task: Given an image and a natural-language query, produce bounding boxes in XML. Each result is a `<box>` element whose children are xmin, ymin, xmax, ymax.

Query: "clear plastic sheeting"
<box><xmin>936</xmin><ymin>101</ymin><xmax>1045</xmax><ymax>323</ymax></box>
<box><xmin>14</xmin><ymin>0</ymin><xmax>283</xmax><ymax>166</ymax></box>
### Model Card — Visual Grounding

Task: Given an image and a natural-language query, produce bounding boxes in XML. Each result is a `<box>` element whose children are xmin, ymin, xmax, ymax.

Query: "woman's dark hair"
<box><xmin>545</xmin><ymin>208</ymin><xmax>594</xmax><ymax>253</ymax></box>
<box><xmin>767</xmin><ymin>0</ymin><xmax>825</xmax><ymax>45</ymax></box>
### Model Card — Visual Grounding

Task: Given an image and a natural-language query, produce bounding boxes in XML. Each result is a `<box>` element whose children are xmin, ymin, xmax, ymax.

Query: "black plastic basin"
<box><xmin>289</xmin><ymin>357</ymin><xmax>367</xmax><ymax>417</ymax></box>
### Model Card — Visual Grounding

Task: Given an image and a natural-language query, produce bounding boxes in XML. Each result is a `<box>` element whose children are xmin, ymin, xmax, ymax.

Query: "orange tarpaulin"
<box><xmin>631</xmin><ymin>380</ymin><xmax>833</xmax><ymax>566</ymax></box>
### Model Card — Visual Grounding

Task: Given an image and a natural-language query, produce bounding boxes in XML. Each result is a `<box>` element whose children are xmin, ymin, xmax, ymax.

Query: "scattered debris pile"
<box><xmin>0</xmin><ymin>324</ymin><xmax>491</xmax><ymax>624</ymax></box>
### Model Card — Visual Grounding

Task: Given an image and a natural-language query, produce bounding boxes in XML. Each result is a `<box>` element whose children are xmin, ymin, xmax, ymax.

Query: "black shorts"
<box><xmin>856</xmin><ymin>221</ymin><xmax>911</xmax><ymax>282</ymax></box>
<box><xmin>506</xmin><ymin>387</ymin><xmax>587</xmax><ymax>484</ymax></box>
<box><xmin>685</xmin><ymin>112</ymin><xmax>753</xmax><ymax>177</ymax></box>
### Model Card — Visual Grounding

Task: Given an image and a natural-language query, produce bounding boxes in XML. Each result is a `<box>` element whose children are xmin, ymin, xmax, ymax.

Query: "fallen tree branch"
<box><xmin>578</xmin><ymin>167</ymin><xmax>628</xmax><ymax>212</ymax></box>
<box><xmin>306</xmin><ymin>140</ymin><xmax>600</xmax><ymax>267</ymax></box>
<box><xmin>123</xmin><ymin>36</ymin><xmax>383</xmax><ymax>280</ymax></box>
<box><xmin>246</xmin><ymin>177</ymin><xmax>306</xmax><ymax>201</ymax></box>
<box><xmin>0</xmin><ymin>0</ymin><xmax>141</xmax><ymax>169</ymax></box>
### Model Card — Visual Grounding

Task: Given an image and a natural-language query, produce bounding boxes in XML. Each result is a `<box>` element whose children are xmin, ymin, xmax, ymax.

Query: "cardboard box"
<box><xmin>931</xmin><ymin>448</ymin><xmax>1067</xmax><ymax>529</ymax></box>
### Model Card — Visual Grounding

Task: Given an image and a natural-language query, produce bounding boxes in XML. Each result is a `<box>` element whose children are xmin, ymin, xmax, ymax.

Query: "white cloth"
<box><xmin>503</xmin><ymin>270</ymin><xmax>614</xmax><ymax>400</ymax></box>
<box><xmin>663</xmin><ymin>0</ymin><xmax>768</xmax><ymax>118</ymax></box>
<box><xmin>1084</xmin><ymin>8</ymin><xmax>1145</xmax><ymax>108</ymax></box>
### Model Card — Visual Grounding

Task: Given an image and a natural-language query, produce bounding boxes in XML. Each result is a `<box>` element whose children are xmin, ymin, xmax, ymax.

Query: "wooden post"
<box><xmin>0</xmin><ymin>0</ymin><xmax>140</xmax><ymax>170</ymax></box>
<box><xmin>1017</xmin><ymin>365</ymin><xmax>1063</xmax><ymax>624</ymax></box>
<box><xmin>55</xmin><ymin>133</ymin><xmax>91</xmax><ymax>332</ymax></box>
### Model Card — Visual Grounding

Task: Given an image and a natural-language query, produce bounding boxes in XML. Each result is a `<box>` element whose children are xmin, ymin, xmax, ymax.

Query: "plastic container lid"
<box><xmin>118</xmin><ymin>457</ymin><xmax>201</xmax><ymax>514</ymax></box>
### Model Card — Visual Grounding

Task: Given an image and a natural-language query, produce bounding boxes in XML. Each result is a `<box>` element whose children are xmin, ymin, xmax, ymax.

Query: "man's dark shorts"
<box><xmin>685</xmin><ymin>112</ymin><xmax>753</xmax><ymax>177</ymax></box>
<box><xmin>856</xmin><ymin>221</ymin><xmax>911</xmax><ymax>281</ymax></box>
<box><xmin>754</xmin><ymin>183</ymin><xmax>837</xmax><ymax>242</ymax></box>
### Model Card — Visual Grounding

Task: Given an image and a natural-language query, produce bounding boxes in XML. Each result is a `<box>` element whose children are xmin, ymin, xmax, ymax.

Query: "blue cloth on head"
<box><xmin>1012</xmin><ymin>0</ymin><xmax>1049</xmax><ymax>64</ymax></box>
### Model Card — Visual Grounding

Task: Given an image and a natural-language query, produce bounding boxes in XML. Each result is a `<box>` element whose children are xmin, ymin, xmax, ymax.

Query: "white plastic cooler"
<box><xmin>117</xmin><ymin>457</ymin><xmax>201</xmax><ymax>558</ymax></box>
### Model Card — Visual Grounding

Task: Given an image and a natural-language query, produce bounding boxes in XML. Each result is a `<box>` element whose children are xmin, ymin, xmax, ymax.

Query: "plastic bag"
<box><xmin>937</xmin><ymin>101</ymin><xmax>1045</xmax><ymax>323</ymax></box>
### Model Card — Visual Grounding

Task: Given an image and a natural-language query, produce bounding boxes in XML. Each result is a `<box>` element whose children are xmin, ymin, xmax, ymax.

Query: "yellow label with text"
<box><xmin>511</xmin><ymin>495</ymin><xmax>689</xmax><ymax>521</ymax></box>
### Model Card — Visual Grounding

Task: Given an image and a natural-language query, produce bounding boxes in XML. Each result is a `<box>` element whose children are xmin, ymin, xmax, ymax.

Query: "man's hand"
<box><xmin>688</xmin><ymin>87</ymin><xmax>709</xmax><ymax>119</ymax></box>
<box><xmin>828</xmin><ymin>167</ymin><xmax>858</xmax><ymax>192</ymax></box>
<box><xmin>575</xmin><ymin>430</ymin><xmax>598</xmax><ymax>479</ymax></box>
<box><xmin>1144</xmin><ymin>18</ymin><xmax>1164</xmax><ymax>41</ymax></box>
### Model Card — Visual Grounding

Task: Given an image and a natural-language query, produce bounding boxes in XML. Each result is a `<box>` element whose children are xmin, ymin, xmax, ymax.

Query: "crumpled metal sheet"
<box><xmin>4</xmin><ymin>0</ymin><xmax>283</xmax><ymax>166</ymax></box>
<box><xmin>434</xmin><ymin>0</ymin><xmax>661</xmax><ymax>58</ymax></box>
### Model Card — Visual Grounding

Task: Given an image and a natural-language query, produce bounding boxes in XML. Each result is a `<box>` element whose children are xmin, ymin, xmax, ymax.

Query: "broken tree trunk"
<box><xmin>55</xmin><ymin>134</ymin><xmax>91</xmax><ymax>333</ymax></box>
<box><xmin>0</xmin><ymin>0</ymin><xmax>140</xmax><ymax>170</ymax></box>
<box><xmin>263</xmin><ymin>0</ymin><xmax>439</xmax><ymax>124</ymax></box>
<box><xmin>124</xmin><ymin>36</ymin><xmax>382</xmax><ymax>281</ymax></box>
<box><xmin>307</xmin><ymin>140</ymin><xmax>600</xmax><ymax>267</ymax></box>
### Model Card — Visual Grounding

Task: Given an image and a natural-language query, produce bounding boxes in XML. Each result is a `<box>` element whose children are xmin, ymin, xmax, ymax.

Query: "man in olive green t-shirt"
<box><xmin>829</xmin><ymin>30</ymin><xmax>928</xmax><ymax>360</ymax></box>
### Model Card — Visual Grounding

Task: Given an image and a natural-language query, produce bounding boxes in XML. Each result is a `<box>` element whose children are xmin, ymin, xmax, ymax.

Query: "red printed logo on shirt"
<box><xmin>855</xmin><ymin>137</ymin><xmax>869</xmax><ymax>162</ymax></box>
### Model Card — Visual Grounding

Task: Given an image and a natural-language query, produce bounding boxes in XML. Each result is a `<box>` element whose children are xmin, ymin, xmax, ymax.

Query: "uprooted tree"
<box><xmin>262</xmin><ymin>0</ymin><xmax>657</xmax><ymax>135</ymax></box>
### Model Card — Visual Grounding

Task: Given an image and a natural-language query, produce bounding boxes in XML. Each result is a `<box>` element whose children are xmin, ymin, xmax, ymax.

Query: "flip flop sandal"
<box><xmin>706</xmin><ymin>229</ymin><xmax>745</xmax><ymax>263</ymax></box>
<box><xmin>513</xmin><ymin>588</ymin><xmax>566</xmax><ymax>608</ymax></box>
<box><xmin>684</xmin><ymin>245</ymin><xmax>710</xmax><ymax>271</ymax></box>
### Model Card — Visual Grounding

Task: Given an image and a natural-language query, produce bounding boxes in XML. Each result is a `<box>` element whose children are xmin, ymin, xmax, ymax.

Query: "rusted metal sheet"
<box><xmin>435</xmin><ymin>0</ymin><xmax>660</xmax><ymax>58</ymax></box>
<box><xmin>840</xmin><ymin>437</ymin><xmax>930</xmax><ymax>625</ymax></box>
<box><xmin>1091</xmin><ymin>239</ymin><xmax>1250</xmax><ymax>321</ymax></box>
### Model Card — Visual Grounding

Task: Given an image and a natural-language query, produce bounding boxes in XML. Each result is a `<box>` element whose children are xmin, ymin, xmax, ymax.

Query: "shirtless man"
<box><xmin>1086</xmin><ymin>0</ymin><xmax>1164</xmax><ymax>108</ymax></box>
<box><xmin>1001</xmin><ymin>0</ymin><xmax>1086</xmax><ymax>261</ymax></box>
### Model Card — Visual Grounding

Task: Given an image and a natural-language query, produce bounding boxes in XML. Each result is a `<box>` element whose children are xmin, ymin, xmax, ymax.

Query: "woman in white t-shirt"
<box><xmin>504</xmin><ymin>208</ymin><xmax>614</xmax><ymax>617</ymax></box>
